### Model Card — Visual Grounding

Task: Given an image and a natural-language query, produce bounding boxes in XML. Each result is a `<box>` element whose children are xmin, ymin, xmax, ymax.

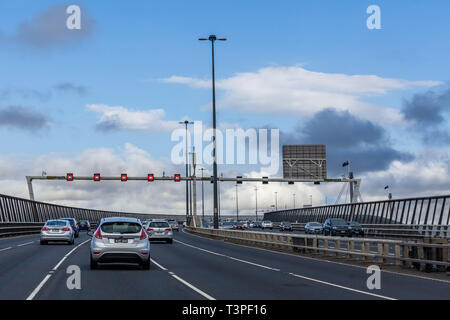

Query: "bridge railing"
<box><xmin>264</xmin><ymin>195</ymin><xmax>450</xmax><ymax>226</ymax></box>
<box><xmin>0</xmin><ymin>193</ymin><xmax>159</xmax><ymax>224</ymax></box>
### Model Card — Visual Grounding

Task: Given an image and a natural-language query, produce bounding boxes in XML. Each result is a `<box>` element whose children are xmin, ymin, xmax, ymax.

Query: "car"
<box><xmin>248</xmin><ymin>221</ymin><xmax>255</xmax><ymax>228</ymax></box>
<box><xmin>60</xmin><ymin>218</ymin><xmax>80</xmax><ymax>238</ymax></box>
<box><xmin>146</xmin><ymin>220</ymin><xmax>173</xmax><ymax>243</ymax></box>
<box><xmin>253</xmin><ymin>221</ymin><xmax>262</xmax><ymax>228</ymax></box>
<box><xmin>78</xmin><ymin>220</ymin><xmax>91</xmax><ymax>231</ymax></box>
<box><xmin>168</xmin><ymin>219</ymin><xmax>179</xmax><ymax>232</ymax></box>
<box><xmin>322</xmin><ymin>218</ymin><xmax>352</xmax><ymax>237</ymax></box>
<box><xmin>305</xmin><ymin>222</ymin><xmax>323</xmax><ymax>234</ymax></box>
<box><xmin>261</xmin><ymin>220</ymin><xmax>273</xmax><ymax>230</ymax></box>
<box><xmin>233</xmin><ymin>222</ymin><xmax>246</xmax><ymax>230</ymax></box>
<box><xmin>348</xmin><ymin>221</ymin><xmax>365</xmax><ymax>237</ymax></box>
<box><xmin>89</xmin><ymin>217</ymin><xmax>150</xmax><ymax>269</ymax></box>
<box><xmin>279</xmin><ymin>221</ymin><xmax>293</xmax><ymax>231</ymax></box>
<box><xmin>40</xmin><ymin>220</ymin><xmax>75</xmax><ymax>245</ymax></box>
<box><xmin>219</xmin><ymin>221</ymin><xmax>235</xmax><ymax>229</ymax></box>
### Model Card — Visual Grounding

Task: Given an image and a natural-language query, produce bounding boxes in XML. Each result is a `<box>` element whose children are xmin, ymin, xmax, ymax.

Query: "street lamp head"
<box><xmin>198</xmin><ymin>37</ymin><xmax>208</xmax><ymax>41</ymax></box>
<box><xmin>209</xmin><ymin>35</ymin><xmax>217</xmax><ymax>41</ymax></box>
<box><xmin>218</xmin><ymin>38</ymin><xmax>227</xmax><ymax>41</ymax></box>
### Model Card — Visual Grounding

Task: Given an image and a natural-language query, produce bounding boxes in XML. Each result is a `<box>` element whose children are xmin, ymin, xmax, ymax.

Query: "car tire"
<box><xmin>142</xmin><ymin>258</ymin><xmax>150</xmax><ymax>270</ymax></box>
<box><xmin>167</xmin><ymin>239</ymin><xmax>173</xmax><ymax>244</ymax></box>
<box><xmin>40</xmin><ymin>240</ymin><xmax>47</xmax><ymax>245</ymax></box>
<box><xmin>90</xmin><ymin>257</ymin><xmax>98</xmax><ymax>270</ymax></box>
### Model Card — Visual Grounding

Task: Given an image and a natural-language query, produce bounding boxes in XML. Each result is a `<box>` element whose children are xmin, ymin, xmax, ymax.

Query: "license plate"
<box><xmin>155</xmin><ymin>232</ymin><xmax>163</xmax><ymax>235</ymax></box>
<box><xmin>51</xmin><ymin>229</ymin><xmax>60</xmax><ymax>233</ymax></box>
<box><xmin>115</xmin><ymin>239</ymin><xmax>128</xmax><ymax>243</ymax></box>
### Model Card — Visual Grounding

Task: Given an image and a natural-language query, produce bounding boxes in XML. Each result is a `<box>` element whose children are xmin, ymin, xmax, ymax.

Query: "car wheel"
<box><xmin>167</xmin><ymin>239</ymin><xmax>173</xmax><ymax>244</ymax></box>
<box><xmin>142</xmin><ymin>258</ymin><xmax>150</xmax><ymax>270</ymax></box>
<box><xmin>90</xmin><ymin>257</ymin><xmax>98</xmax><ymax>270</ymax></box>
<box><xmin>40</xmin><ymin>240</ymin><xmax>47</xmax><ymax>245</ymax></box>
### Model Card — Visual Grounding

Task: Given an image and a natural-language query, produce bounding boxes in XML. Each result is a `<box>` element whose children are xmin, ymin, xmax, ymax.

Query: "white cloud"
<box><xmin>161</xmin><ymin>66</ymin><xmax>441</xmax><ymax>125</ymax></box>
<box><xmin>86</xmin><ymin>104</ymin><xmax>180</xmax><ymax>132</ymax></box>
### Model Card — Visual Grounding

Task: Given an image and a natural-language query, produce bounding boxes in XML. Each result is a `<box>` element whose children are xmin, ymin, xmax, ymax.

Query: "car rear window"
<box><xmin>101</xmin><ymin>222</ymin><xmax>142</xmax><ymax>234</ymax></box>
<box><xmin>149</xmin><ymin>222</ymin><xmax>170</xmax><ymax>228</ymax></box>
<box><xmin>46</xmin><ymin>221</ymin><xmax>67</xmax><ymax>226</ymax></box>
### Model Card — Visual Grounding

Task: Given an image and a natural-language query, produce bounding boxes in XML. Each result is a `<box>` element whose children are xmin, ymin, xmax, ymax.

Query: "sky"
<box><xmin>0</xmin><ymin>0</ymin><xmax>449</xmax><ymax>215</ymax></box>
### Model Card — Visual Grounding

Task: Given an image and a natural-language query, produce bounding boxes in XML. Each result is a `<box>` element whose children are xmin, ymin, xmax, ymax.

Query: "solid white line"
<box><xmin>174</xmin><ymin>239</ymin><xmax>280</xmax><ymax>271</ymax></box>
<box><xmin>150</xmin><ymin>258</ymin><xmax>168</xmax><ymax>270</ymax></box>
<box><xmin>289</xmin><ymin>272</ymin><xmax>397</xmax><ymax>300</ymax></box>
<box><xmin>26</xmin><ymin>275</ymin><xmax>52</xmax><ymax>301</ymax></box>
<box><xmin>171</xmin><ymin>273</ymin><xmax>216</xmax><ymax>300</ymax></box>
<box><xmin>26</xmin><ymin>239</ymin><xmax>91</xmax><ymax>300</ymax></box>
<box><xmin>17</xmin><ymin>242</ymin><xmax>34</xmax><ymax>247</ymax></box>
<box><xmin>0</xmin><ymin>247</ymin><xmax>12</xmax><ymax>252</ymax></box>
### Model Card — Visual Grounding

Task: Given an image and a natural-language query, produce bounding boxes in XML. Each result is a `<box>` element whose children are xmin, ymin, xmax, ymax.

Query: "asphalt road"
<box><xmin>0</xmin><ymin>229</ymin><xmax>449</xmax><ymax>300</ymax></box>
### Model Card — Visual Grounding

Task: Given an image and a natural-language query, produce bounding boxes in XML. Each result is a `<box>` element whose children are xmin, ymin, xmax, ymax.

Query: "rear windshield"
<box><xmin>149</xmin><ymin>222</ymin><xmax>170</xmax><ymax>228</ymax></box>
<box><xmin>330</xmin><ymin>219</ymin><xmax>348</xmax><ymax>226</ymax></box>
<box><xmin>101</xmin><ymin>222</ymin><xmax>141</xmax><ymax>234</ymax></box>
<box><xmin>309</xmin><ymin>222</ymin><xmax>322</xmax><ymax>226</ymax></box>
<box><xmin>46</xmin><ymin>221</ymin><xmax>67</xmax><ymax>226</ymax></box>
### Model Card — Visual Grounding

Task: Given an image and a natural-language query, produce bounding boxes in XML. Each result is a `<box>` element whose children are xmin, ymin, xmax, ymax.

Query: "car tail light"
<box><xmin>42</xmin><ymin>227</ymin><xmax>50</xmax><ymax>231</ymax></box>
<box><xmin>94</xmin><ymin>228</ymin><xmax>102</xmax><ymax>239</ymax></box>
<box><xmin>62</xmin><ymin>227</ymin><xmax>70</xmax><ymax>231</ymax></box>
<box><xmin>165</xmin><ymin>228</ymin><xmax>172</xmax><ymax>232</ymax></box>
<box><xmin>140</xmin><ymin>229</ymin><xmax>147</xmax><ymax>240</ymax></box>
<box><xmin>147</xmin><ymin>228</ymin><xmax>154</xmax><ymax>232</ymax></box>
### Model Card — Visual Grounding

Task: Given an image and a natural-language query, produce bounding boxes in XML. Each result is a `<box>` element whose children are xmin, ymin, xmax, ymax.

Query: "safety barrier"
<box><xmin>185</xmin><ymin>227</ymin><xmax>450</xmax><ymax>272</ymax></box>
<box><xmin>265</xmin><ymin>194</ymin><xmax>450</xmax><ymax>226</ymax></box>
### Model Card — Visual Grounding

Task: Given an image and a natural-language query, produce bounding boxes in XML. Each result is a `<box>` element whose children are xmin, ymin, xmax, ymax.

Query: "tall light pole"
<box><xmin>199</xmin><ymin>35</ymin><xmax>227</xmax><ymax>229</ymax></box>
<box><xmin>200</xmin><ymin>168</ymin><xmax>205</xmax><ymax>221</ymax></box>
<box><xmin>235</xmin><ymin>183</ymin><xmax>239</xmax><ymax>222</ymax></box>
<box><xmin>293</xmin><ymin>193</ymin><xmax>296</xmax><ymax>209</ymax></box>
<box><xmin>274</xmin><ymin>192</ymin><xmax>278</xmax><ymax>211</ymax></box>
<box><xmin>254</xmin><ymin>186</ymin><xmax>258</xmax><ymax>221</ymax></box>
<box><xmin>179</xmin><ymin>120</ymin><xmax>194</xmax><ymax>222</ymax></box>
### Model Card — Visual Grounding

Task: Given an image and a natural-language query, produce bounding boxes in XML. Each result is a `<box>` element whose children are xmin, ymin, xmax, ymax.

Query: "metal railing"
<box><xmin>185</xmin><ymin>227</ymin><xmax>450</xmax><ymax>271</ymax></box>
<box><xmin>264</xmin><ymin>195</ymin><xmax>450</xmax><ymax>226</ymax></box>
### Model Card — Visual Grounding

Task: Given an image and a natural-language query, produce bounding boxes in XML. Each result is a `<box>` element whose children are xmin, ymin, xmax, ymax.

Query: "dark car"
<box><xmin>305</xmin><ymin>222</ymin><xmax>323</xmax><ymax>234</ymax></box>
<box><xmin>233</xmin><ymin>222</ymin><xmax>246</xmax><ymax>230</ymax></box>
<box><xmin>279</xmin><ymin>222</ymin><xmax>293</xmax><ymax>231</ymax></box>
<box><xmin>253</xmin><ymin>221</ymin><xmax>262</xmax><ymax>228</ymax></box>
<box><xmin>349</xmin><ymin>221</ymin><xmax>365</xmax><ymax>237</ymax></box>
<box><xmin>78</xmin><ymin>220</ymin><xmax>91</xmax><ymax>231</ymax></box>
<box><xmin>322</xmin><ymin>218</ymin><xmax>352</xmax><ymax>237</ymax></box>
<box><xmin>60</xmin><ymin>218</ymin><xmax>80</xmax><ymax>238</ymax></box>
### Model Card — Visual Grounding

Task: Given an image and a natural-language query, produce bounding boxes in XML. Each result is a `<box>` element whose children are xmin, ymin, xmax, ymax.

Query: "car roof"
<box><xmin>100</xmin><ymin>217</ymin><xmax>141</xmax><ymax>224</ymax></box>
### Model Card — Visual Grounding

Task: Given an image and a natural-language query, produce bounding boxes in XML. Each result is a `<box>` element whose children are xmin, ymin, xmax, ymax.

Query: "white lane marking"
<box><xmin>171</xmin><ymin>273</ymin><xmax>216</xmax><ymax>301</ymax></box>
<box><xmin>289</xmin><ymin>272</ymin><xmax>397</xmax><ymax>300</ymax></box>
<box><xmin>26</xmin><ymin>275</ymin><xmax>52</xmax><ymax>301</ymax></box>
<box><xmin>0</xmin><ymin>247</ymin><xmax>13</xmax><ymax>252</ymax></box>
<box><xmin>26</xmin><ymin>239</ymin><xmax>91</xmax><ymax>300</ymax></box>
<box><xmin>17</xmin><ymin>242</ymin><xmax>34</xmax><ymax>247</ymax></box>
<box><xmin>151</xmin><ymin>257</ymin><xmax>215</xmax><ymax>300</ymax></box>
<box><xmin>174</xmin><ymin>239</ymin><xmax>280</xmax><ymax>271</ymax></box>
<box><xmin>150</xmin><ymin>258</ymin><xmax>168</xmax><ymax>270</ymax></box>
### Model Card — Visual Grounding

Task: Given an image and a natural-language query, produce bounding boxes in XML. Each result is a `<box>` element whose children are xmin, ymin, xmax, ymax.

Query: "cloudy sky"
<box><xmin>0</xmin><ymin>1</ymin><xmax>449</xmax><ymax>215</ymax></box>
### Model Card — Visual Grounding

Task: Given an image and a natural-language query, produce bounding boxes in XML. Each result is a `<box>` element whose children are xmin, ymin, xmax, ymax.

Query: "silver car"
<box><xmin>146</xmin><ymin>220</ymin><xmax>173</xmax><ymax>243</ymax></box>
<box><xmin>261</xmin><ymin>220</ymin><xmax>273</xmax><ymax>230</ymax></box>
<box><xmin>168</xmin><ymin>219</ymin><xmax>179</xmax><ymax>232</ymax></box>
<box><xmin>40</xmin><ymin>220</ymin><xmax>75</xmax><ymax>245</ymax></box>
<box><xmin>89</xmin><ymin>217</ymin><xmax>150</xmax><ymax>269</ymax></box>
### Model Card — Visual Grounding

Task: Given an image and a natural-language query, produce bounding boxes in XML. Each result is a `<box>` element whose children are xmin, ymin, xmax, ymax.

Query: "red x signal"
<box><xmin>66</xmin><ymin>173</ymin><xmax>74</xmax><ymax>181</ymax></box>
<box><xmin>121</xmin><ymin>174</ymin><xmax>128</xmax><ymax>182</ymax></box>
<box><xmin>93</xmin><ymin>174</ymin><xmax>101</xmax><ymax>181</ymax></box>
<box><xmin>148</xmin><ymin>174</ymin><xmax>155</xmax><ymax>182</ymax></box>
<box><xmin>174</xmin><ymin>174</ymin><xmax>181</xmax><ymax>182</ymax></box>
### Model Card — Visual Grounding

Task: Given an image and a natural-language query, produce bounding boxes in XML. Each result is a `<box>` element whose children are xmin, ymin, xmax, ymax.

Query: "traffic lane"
<box><xmin>0</xmin><ymin>234</ymin><xmax>89</xmax><ymax>300</ymax></box>
<box><xmin>0</xmin><ymin>233</ymin><xmax>41</xmax><ymax>247</ymax></box>
<box><xmin>33</xmin><ymin>236</ymin><xmax>207</xmax><ymax>300</ymax></box>
<box><xmin>150</xmin><ymin>234</ymin><xmax>382</xmax><ymax>300</ymax></box>
<box><xmin>179</xmin><ymin>230</ymin><xmax>450</xmax><ymax>300</ymax></box>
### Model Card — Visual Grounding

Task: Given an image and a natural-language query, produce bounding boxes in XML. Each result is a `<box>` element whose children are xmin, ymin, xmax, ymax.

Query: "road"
<box><xmin>0</xmin><ymin>228</ymin><xmax>449</xmax><ymax>300</ymax></box>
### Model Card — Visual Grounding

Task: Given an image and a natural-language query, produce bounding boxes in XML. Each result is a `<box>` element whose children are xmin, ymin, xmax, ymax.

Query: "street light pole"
<box><xmin>200</xmin><ymin>168</ymin><xmax>205</xmax><ymax>221</ymax></box>
<box><xmin>293</xmin><ymin>193</ymin><xmax>296</xmax><ymax>209</ymax></box>
<box><xmin>275</xmin><ymin>192</ymin><xmax>278</xmax><ymax>211</ymax></box>
<box><xmin>235</xmin><ymin>184</ymin><xmax>239</xmax><ymax>222</ymax></box>
<box><xmin>255</xmin><ymin>186</ymin><xmax>258</xmax><ymax>221</ymax></box>
<box><xmin>199</xmin><ymin>35</ymin><xmax>227</xmax><ymax>230</ymax></box>
<box><xmin>179</xmin><ymin>120</ymin><xmax>194</xmax><ymax>223</ymax></box>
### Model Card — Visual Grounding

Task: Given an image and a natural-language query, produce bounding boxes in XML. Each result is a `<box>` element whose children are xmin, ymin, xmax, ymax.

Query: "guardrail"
<box><xmin>265</xmin><ymin>194</ymin><xmax>450</xmax><ymax>226</ymax></box>
<box><xmin>185</xmin><ymin>227</ymin><xmax>450</xmax><ymax>272</ymax></box>
<box><xmin>0</xmin><ymin>222</ymin><xmax>44</xmax><ymax>238</ymax></box>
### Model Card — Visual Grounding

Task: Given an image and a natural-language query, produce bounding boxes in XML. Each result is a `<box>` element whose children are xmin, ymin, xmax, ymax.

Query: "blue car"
<box><xmin>60</xmin><ymin>218</ymin><xmax>80</xmax><ymax>238</ymax></box>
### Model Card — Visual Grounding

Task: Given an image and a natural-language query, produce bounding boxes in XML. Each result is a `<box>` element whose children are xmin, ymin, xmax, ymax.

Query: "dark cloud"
<box><xmin>401</xmin><ymin>89</ymin><xmax>450</xmax><ymax>127</ymax></box>
<box><xmin>14</xmin><ymin>4</ymin><xmax>95</xmax><ymax>48</ymax></box>
<box><xmin>54</xmin><ymin>82</ymin><xmax>88</xmax><ymax>95</ymax></box>
<box><xmin>0</xmin><ymin>88</ymin><xmax>51</xmax><ymax>101</ymax></box>
<box><xmin>0</xmin><ymin>106</ymin><xmax>49</xmax><ymax>131</ymax></box>
<box><xmin>281</xmin><ymin>108</ymin><xmax>413</xmax><ymax>176</ymax></box>
<box><xmin>95</xmin><ymin>119</ymin><xmax>121</xmax><ymax>132</ymax></box>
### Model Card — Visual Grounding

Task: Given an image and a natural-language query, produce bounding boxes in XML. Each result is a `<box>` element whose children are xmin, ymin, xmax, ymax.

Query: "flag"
<box><xmin>384</xmin><ymin>185</ymin><xmax>389</xmax><ymax>190</ymax></box>
<box><xmin>342</xmin><ymin>161</ymin><xmax>349</xmax><ymax>167</ymax></box>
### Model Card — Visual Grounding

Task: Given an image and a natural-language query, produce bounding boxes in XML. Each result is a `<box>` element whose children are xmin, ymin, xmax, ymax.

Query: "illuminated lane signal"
<box><xmin>121</xmin><ymin>174</ymin><xmax>128</xmax><ymax>182</ymax></box>
<box><xmin>148</xmin><ymin>174</ymin><xmax>155</xmax><ymax>182</ymax></box>
<box><xmin>174</xmin><ymin>174</ymin><xmax>181</xmax><ymax>182</ymax></box>
<box><xmin>66</xmin><ymin>173</ymin><xmax>74</xmax><ymax>181</ymax></box>
<box><xmin>93</xmin><ymin>173</ymin><xmax>101</xmax><ymax>182</ymax></box>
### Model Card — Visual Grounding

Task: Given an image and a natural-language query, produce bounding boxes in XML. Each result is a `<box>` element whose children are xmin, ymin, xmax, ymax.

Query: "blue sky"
<box><xmin>0</xmin><ymin>1</ymin><xmax>449</xmax><ymax>213</ymax></box>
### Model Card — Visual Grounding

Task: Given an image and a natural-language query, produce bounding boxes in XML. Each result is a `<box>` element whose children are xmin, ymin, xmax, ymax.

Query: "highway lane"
<box><xmin>0</xmin><ymin>229</ymin><xmax>449</xmax><ymax>300</ymax></box>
